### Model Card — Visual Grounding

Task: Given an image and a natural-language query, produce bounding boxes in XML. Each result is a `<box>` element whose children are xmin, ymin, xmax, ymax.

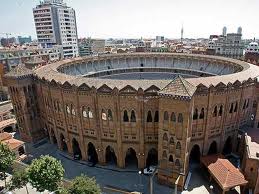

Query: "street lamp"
<box><xmin>209</xmin><ymin>185</ymin><xmax>214</xmax><ymax>194</ymax></box>
<box><xmin>138</xmin><ymin>170</ymin><xmax>142</xmax><ymax>186</ymax></box>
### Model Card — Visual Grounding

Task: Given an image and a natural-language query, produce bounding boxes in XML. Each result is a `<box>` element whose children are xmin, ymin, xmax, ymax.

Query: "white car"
<box><xmin>143</xmin><ymin>166</ymin><xmax>156</xmax><ymax>175</ymax></box>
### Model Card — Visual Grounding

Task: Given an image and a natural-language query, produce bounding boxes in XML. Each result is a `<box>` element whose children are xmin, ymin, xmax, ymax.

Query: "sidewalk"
<box><xmin>0</xmin><ymin>173</ymin><xmax>49</xmax><ymax>194</ymax></box>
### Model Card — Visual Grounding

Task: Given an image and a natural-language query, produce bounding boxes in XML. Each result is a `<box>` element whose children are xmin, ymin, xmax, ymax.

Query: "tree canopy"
<box><xmin>27</xmin><ymin>155</ymin><xmax>64</xmax><ymax>192</ymax></box>
<box><xmin>9</xmin><ymin>169</ymin><xmax>29</xmax><ymax>194</ymax></box>
<box><xmin>68</xmin><ymin>175</ymin><xmax>101</xmax><ymax>194</ymax></box>
<box><xmin>0</xmin><ymin>142</ymin><xmax>16</xmax><ymax>172</ymax></box>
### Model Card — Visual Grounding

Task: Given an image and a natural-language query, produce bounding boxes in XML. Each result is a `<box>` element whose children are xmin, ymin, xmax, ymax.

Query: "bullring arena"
<box><xmin>5</xmin><ymin>53</ymin><xmax>259</xmax><ymax>188</ymax></box>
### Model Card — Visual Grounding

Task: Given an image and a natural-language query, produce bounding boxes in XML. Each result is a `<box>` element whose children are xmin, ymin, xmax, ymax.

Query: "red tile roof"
<box><xmin>208</xmin><ymin>158</ymin><xmax>248</xmax><ymax>190</ymax></box>
<box><xmin>0</xmin><ymin>132</ymin><xmax>12</xmax><ymax>141</ymax></box>
<box><xmin>2</xmin><ymin>138</ymin><xmax>24</xmax><ymax>150</ymax></box>
<box><xmin>200</xmin><ymin>154</ymin><xmax>225</xmax><ymax>167</ymax></box>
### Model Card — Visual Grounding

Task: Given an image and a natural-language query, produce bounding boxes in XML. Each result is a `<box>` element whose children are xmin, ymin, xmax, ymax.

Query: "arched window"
<box><xmin>163</xmin><ymin>133</ymin><xmax>168</xmax><ymax>141</ymax></box>
<box><xmin>154</xmin><ymin>111</ymin><xmax>159</xmax><ymax>122</ymax></box>
<box><xmin>82</xmin><ymin>107</ymin><xmax>88</xmax><ymax>118</ymax></box>
<box><xmin>213</xmin><ymin>106</ymin><xmax>217</xmax><ymax>117</ymax></box>
<box><xmin>88</xmin><ymin>107</ymin><xmax>93</xmax><ymax>118</ymax></box>
<box><xmin>171</xmin><ymin>112</ymin><xmax>176</xmax><ymax>122</ymax></box>
<box><xmin>219</xmin><ymin>105</ymin><xmax>223</xmax><ymax>116</ymax></box>
<box><xmin>101</xmin><ymin>109</ymin><xmax>107</xmax><ymax>120</ymax></box>
<box><xmin>130</xmin><ymin>110</ymin><xmax>136</xmax><ymax>122</ymax></box>
<box><xmin>169</xmin><ymin>155</ymin><xmax>174</xmax><ymax>163</ymax></box>
<box><xmin>123</xmin><ymin>110</ymin><xmax>129</xmax><ymax>122</ymax></box>
<box><xmin>66</xmin><ymin>105</ymin><xmax>70</xmax><ymax>114</ymax></box>
<box><xmin>164</xmin><ymin>111</ymin><xmax>169</xmax><ymax>121</ymax></box>
<box><xmin>162</xmin><ymin>151</ymin><xmax>167</xmax><ymax>159</ymax></box>
<box><xmin>108</xmin><ymin>109</ymin><xmax>113</xmax><ymax>121</ymax></box>
<box><xmin>71</xmin><ymin>105</ymin><xmax>76</xmax><ymax>116</ymax></box>
<box><xmin>229</xmin><ymin>103</ymin><xmax>234</xmax><ymax>113</ymax></box>
<box><xmin>175</xmin><ymin>159</ymin><xmax>180</xmax><ymax>167</ymax></box>
<box><xmin>169</xmin><ymin>137</ymin><xmax>174</xmax><ymax>145</ymax></box>
<box><xmin>147</xmin><ymin>111</ymin><xmax>152</xmax><ymax>122</ymax></box>
<box><xmin>193</xmin><ymin>108</ymin><xmax>198</xmax><ymax>120</ymax></box>
<box><xmin>234</xmin><ymin>102</ymin><xmax>238</xmax><ymax>112</ymax></box>
<box><xmin>199</xmin><ymin>108</ymin><xmax>205</xmax><ymax>119</ymax></box>
<box><xmin>178</xmin><ymin>113</ymin><xmax>183</xmax><ymax>123</ymax></box>
<box><xmin>176</xmin><ymin>142</ymin><xmax>181</xmax><ymax>150</ymax></box>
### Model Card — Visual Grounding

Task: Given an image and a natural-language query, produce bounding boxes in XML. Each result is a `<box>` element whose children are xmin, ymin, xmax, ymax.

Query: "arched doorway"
<box><xmin>189</xmin><ymin>145</ymin><xmax>201</xmax><ymax>170</ymax></box>
<box><xmin>60</xmin><ymin>134</ymin><xmax>68</xmax><ymax>152</ymax></box>
<box><xmin>125</xmin><ymin>148</ymin><xmax>138</xmax><ymax>169</ymax></box>
<box><xmin>208</xmin><ymin>141</ymin><xmax>217</xmax><ymax>155</ymax></box>
<box><xmin>18</xmin><ymin>146</ymin><xmax>25</xmax><ymax>156</ymax></box>
<box><xmin>146</xmin><ymin>148</ymin><xmax>158</xmax><ymax>168</ymax></box>
<box><xmin>3</xmin><ymin>126</ymin><xmax>13</xmax><ymax>133</ymax></box>
<box><xmin>87</xmin><ymin>142</ymin><xmax>98</xmax><ymax>165</ymax></box>
<box><xmin>105</xmin><ymin>146</ymin><xmax>117</xmax><ymax>165</ymax></box>
<box><xmin>223</xmin><ymin>137</ymin><xmax>232</xmax><ymax>155</ymax></box>
<box><xmin>72</xmin><ymin>139</ymin><xmax>82</xmax><ymax>160</ymax></box>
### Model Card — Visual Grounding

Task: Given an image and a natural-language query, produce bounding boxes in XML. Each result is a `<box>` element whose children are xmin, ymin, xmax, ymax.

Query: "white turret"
<box><xmin>237</xmin><ymin>27</ymin><xmax>242</xmax><ymax>35</ymax></box>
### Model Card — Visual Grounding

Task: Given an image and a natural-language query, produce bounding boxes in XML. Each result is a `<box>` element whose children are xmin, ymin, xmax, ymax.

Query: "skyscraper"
<box><xmin>222</xmin><ymin>26</ymin><xmax>227</xmax><ymax>36</ymax></box>
<box><xmin>33</xmin><ymin>0</ymin><xmax>79</xmax><ymax>58</ymax></box>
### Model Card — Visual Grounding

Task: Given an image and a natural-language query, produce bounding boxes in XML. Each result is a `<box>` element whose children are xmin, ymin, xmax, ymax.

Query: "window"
<box><xmin>82</xmin><ymin>107</ymin><xmax>88</xmax><ymax>118</ymax></box>
<box><xmin>108</xmin><ymin>109</ymin><xmax>113</xmax><ymax>121</ymax></box>
<box><xmin>164</xmin><ymin>111</ymin><xmax>169</xmax><ymax>121</ymax></box>
<box><xmin>169</xmin><ymin>137</ymin><xmax>174</xmax><ymax>145</ymax></box>
<box><xmin>229</xmin><ymin>103</ymin><xmax>233</xmax><ymax>113</ymax></box>
<box><xmin>213</xmin><ymin>106</ymin><xmax>217</xmax><ymax>117</ymax></box>
<box><xmin>147</xmin><ymin>111</ymin><xmax>152</xmax><ymax>122</ymax></box>
<box><xmin>88</xmin><ymin>107</ymin><xmax>93</xmax><ymax>118</ymax></box>
<box><xmin>154</xmin><ymin>111</ymin><xmax>159</xmax><ymax>122</ymax></box>
<box><xmin>176</xmin><ymin>142</ymin><xmax>181</xmax><ymax>150</ymax></box>
<box><xmin>71</xmin><ymin>105</ymin><xmax>75</xmax><ymax>115</ymax></box>
<box><xmin>193</xmin><ymin>108</ymin><xmax>198</xmax><ymax>120</ymax></box>
<box><xmin>169</xmin><ymin>155</ymin><xmax>174</xmax><ymax>163</ymax></box>
<box><xmin>101</xmin><ymin>109</ymin><xmax>107</xmax><ymax>120</ymax></box>
<box><xmin>123</xmin><ymin>110</ymin><xmax>129</xmax><ymax>122</ymax></box>
<box><xmin>199</xmin><ymin>108</ymin><xmax>205</xmax><ymax>119</ymax></box>
<box><xmin>130</xmin><ymin>110</ymin><xmax>136</xmax><ymax>122</ymax></box>
<box><xmin>219</xmin><ymin>105</ymin><xmax>223</xmax><ymax>116</ymax></box>
<box><xmin>175</xmin><ymin>159</ymin><xmax>180</xmax><ymax>167</ymax></box>
<box><xmin>162</xmin><ymin>151</ymin><xmax>167</xmax><ymax>159</ymax></box>
<box><xmin>163</xmin><ymin>133</ymin><xmax>168</xmax><ymax>141</ymax></box>
<box><xmin>234</xmin><ymin>102</ymin><xmax>238</xmax><ymax>112</ymax></box>
<box><xmin>178</xmin><ymin>113</ymin><xmax>183</xmax><ymax>123</ymax></box>
<box><xmin>66</xmin><ymin>105</ymin><xmax>70</xmax><ymax>114</ymax></box>
<box><xmin>246</xmin><ymin>99</ymin><xmax>249</xmax><ymax>109</ymax></box>
<box><xmin>171</xmin><ymin>112</ymin><xmax>176</xmax><ymax>122</ymax></box>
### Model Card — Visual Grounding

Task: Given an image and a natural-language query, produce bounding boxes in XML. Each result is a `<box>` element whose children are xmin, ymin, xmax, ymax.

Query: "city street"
<box><xmin>22</xmin><ymin>140</ymin><xmax>219</xmax><ymax>194</ymax></box>
<box><xmin>25</xmin><ymin>140</ymin><xmax>173</xmax><ymax>194</ymax></box>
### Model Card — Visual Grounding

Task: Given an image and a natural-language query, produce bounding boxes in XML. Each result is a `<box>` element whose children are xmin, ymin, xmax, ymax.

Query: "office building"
<box><xmin>33</xmin><ymin>0</ymin><xmax>78</xmax><ymax>58</ymax></box>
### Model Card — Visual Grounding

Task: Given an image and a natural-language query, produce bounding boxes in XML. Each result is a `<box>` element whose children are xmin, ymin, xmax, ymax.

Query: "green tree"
<box><xmin>68</xmin><ymin>175</ymin><xmax>101</xmax><ymax>194</ymax></box>
<box><xmin>27</xmin><ymin>155</ymin><xmax>64</xmax><ymax>192</ymax></box>
<box><xmin>9</xmin><ymin>169</ymin><xmax>29</xmax><ymax>194</ymax></box>
<box><xmin>0</xmin><ymin>142</ymin><xmax>16</xmax><ymax>187</ymax></box>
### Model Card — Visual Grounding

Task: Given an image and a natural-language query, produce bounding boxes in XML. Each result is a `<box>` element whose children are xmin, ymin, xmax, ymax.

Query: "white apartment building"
<box><xmin>207</xmin><ymin>27</ymin><xmax>244</xmax><ymax>59</ymax></box>
<box><xmin>33</xmin><ymin>0</ymin><xmax>78</xmax><ymax>58</ymax></box>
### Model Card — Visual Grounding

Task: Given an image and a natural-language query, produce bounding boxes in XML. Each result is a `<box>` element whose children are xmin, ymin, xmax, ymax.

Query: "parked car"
<box><xmin>143</xmin><ymin>166</ymin><xmax>156</xmax><ymax>175</ymax></box>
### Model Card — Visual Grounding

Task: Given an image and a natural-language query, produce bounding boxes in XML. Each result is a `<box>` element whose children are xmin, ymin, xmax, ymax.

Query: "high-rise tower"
<box><xmin>222</xmin><ymin>26</ymin><xmax>227</xmax><ymax>36</ymax></box>
<box><xmin>181</xmin><ymin>25</ymin><xmax>184</xmax><ymax>43</ymax></box>
<box><xmin>33</xmin><ymin>0</ymin><xmax>79</xmax><ymax>58</ymax></box>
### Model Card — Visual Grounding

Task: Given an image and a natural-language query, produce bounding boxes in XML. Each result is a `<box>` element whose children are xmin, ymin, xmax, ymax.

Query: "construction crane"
<box><xmin>0</xmin><ymin>33</ymin><xmax>12</xmax><ymax>47</ymax></box>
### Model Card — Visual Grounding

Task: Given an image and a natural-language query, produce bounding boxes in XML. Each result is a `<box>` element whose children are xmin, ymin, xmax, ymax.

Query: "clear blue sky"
<box><xmin>1</xmin><ymin>0</ymin><xmax>259</xmax><ymax>39</ymax></box>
